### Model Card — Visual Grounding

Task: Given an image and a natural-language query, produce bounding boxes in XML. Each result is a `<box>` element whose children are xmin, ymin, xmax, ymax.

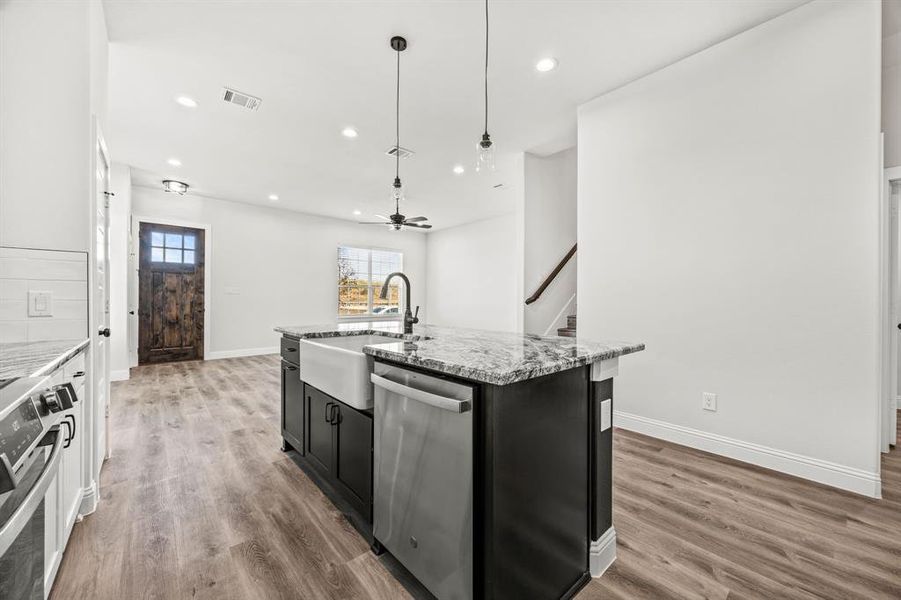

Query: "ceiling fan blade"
<box><xmin>358</xmin><ymin>222</ymin><xmax>389</xmax><ymax>225</ymax></box>
<box><xmin>405</xmin><ymin>223</ymin><xmax>433</xmax><ymax>229</ymax></box>
<box><xmin>374</xmin><ymin>214</ymin><xmax>391</xmax><ymax>221</ymax></box>
<box><xmin>404</xmin><ymin>216</ymin><xmax>428</xmax><ymax>223</ymax></box>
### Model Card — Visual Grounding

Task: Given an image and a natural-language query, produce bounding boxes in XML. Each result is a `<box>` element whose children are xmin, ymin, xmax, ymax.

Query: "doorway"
<box><xmin>138</xmin><ymin>222</ymin><xmax>206</xmax><ymax>364</ymax></box>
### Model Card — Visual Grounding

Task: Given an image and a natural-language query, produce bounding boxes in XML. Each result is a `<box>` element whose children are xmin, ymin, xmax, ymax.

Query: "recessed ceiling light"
<box><xmin>452</xmin><ymin>165</ymin><xmax>465</xmax><ymax>175</ymax></box>
<box><xmin>342</xmin><ymin>127</ymin><xmax>358</xmax><ymax>138</ymax></box>
<box><xmin>175</xmin><ymin>95</ymin><xmax>198</xmax><ymax>108</ymax></box>
<box><xmin>167</xmin><ymin>158</ymin><xmax>182</xmax><ymax>167</ymax></box>
<box><xmin>268</xmin><ymin>194</ymin><xmax>279</xmax><ymax>201</ymax></box>
<box><xmin>353</xmin><ymin>210</ymin><xmax>362</xmax><ymax>216</ymax></box>
<box><xmin>535</xmin><ymin>57</ymin><xmax>558</xmax><ymax>72</ymax></box>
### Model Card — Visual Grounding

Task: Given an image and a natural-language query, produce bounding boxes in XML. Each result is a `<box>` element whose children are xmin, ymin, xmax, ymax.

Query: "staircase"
<box><xmin>557</xmin><ymin>314</ymin><xmax>577</xmax><ymax>338</ymax></box>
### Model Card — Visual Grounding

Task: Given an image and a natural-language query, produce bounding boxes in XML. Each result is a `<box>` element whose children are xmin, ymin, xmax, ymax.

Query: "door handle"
<box><xmin>330</xmin><ymin>404</ymin><xmax>341</xmax><ymax>425</ymax></box>
<box><xmin>98</xmin><ymin>327</ymin><xmax>111</xmax><ymax>337</ymax></box>
<box><xmin>325</xmin><ymin>401</ymin><xmax>334</xmax><ymax>423</ymax></box>
<box><xmin>371</xmin><ymin>374</ymin><xmax>472</xmax><ymax>413</ymax></box>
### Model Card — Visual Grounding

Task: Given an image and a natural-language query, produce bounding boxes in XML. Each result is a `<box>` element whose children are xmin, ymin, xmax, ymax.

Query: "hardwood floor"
<box><xmin>50</xmin><ymin>356</ymin><xmax>901</xmax><ymax>599</ymax></box>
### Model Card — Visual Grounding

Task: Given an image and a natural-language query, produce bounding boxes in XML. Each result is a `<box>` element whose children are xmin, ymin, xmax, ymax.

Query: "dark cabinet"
<box><xmin>303</xmin><ymin>383</ymin><xmax>373</xmax><ymax>521</ymax></box>
<box><xmin>334</xmin><ymin>402</ymin><xmax>372</xmax><ymax>511</ymax></box>
<box><xmin>280</xmin><ymin>360</ymin><xmax>304</xmax><ymax>454</ymax></box>
<box><xmin>306</xmin><ymin>385</ymin><xmax>335</xmax><ymax>473</ymax></box>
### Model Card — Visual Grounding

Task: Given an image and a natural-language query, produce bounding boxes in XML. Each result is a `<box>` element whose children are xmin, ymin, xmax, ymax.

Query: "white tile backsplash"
<box><xmin>0</xmin><ymin>247</ymin><xmax>88</xmax><ymax>343</ymax></box>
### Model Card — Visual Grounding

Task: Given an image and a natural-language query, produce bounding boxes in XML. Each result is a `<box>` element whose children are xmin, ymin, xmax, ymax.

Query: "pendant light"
<box><xmin>390</xmin><ymin>36</ymin><xmax>407</xmax><ymax>208</ymax></box>
<box><xmin>475</xmin><ymin>0</ymin><xmax>495</xmax><ymax>172</ymax></box>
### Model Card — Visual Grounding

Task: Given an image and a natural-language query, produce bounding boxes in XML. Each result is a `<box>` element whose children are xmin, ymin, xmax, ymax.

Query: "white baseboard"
<box><xmin>79</xmin><ymin>480</ymin><xmax>98</xmax><ymax>516</ymax></box>
<box><xmin>206</xmin><ymin>346</ymin><xmax>279</xmax><ymax>360</ymax></box>
<box><xmin>614</xmin><ymin>411</ymin><xmax>882</xmax><ymax>498</ymax></box>
<box><xmin>110</xmin><ymin>369</ymin><xmax>130</xmax><ymax>381</ymax></box>
<box><xmin>590</xmin><ymin>527</ymin><xmax>617</xmax><ymax>578</ymax></box>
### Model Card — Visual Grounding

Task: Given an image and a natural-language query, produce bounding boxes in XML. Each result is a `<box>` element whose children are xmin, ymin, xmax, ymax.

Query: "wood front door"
<box><xmin>138</xmin><ymin>223</ymin><xmax>205</xmax><ymax>364</ymax></box>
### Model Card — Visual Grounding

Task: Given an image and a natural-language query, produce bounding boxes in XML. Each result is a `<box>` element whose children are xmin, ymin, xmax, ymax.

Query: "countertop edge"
<box><xmin>363</xmin><ymin>341</ymin><xmax>646</xmax><ymax>385</ymax></box>
<box><xmin>32</xmin><ymin>338</ymin><xmax>91</xmax><ymax>377</ymax></box>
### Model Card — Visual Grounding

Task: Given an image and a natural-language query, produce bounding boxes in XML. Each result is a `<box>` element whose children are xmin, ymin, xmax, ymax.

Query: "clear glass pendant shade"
<box><xmin>390</xmin><ymin>177</ymin><xmax>404</xmax><ymax>202</ymax></box>
<box><xmin>475</xmin><ymin>135</ymin><xmax>496</xmax><ymax>173</ymax></box>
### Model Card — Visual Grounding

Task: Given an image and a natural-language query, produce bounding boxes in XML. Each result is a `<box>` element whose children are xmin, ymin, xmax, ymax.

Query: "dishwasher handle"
<box><xmin>371</xmin><ymin>373</ymin><xmax>471</xmax><ymax>413</ymax></box>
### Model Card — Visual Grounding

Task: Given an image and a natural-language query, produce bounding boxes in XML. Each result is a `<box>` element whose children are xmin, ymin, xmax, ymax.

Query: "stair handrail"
<box><xmin>525</xmin><ymin>243</ymin><xmax>577</xmax><ymax>305</ymax></box>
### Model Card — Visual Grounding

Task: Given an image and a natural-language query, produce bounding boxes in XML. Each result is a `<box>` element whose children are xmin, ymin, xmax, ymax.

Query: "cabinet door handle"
<box><xmin>286</xmin><ymin>365</ymin><xmax>298</xmax><ymax>372</ymax></box>
<box><xmin>325</xmin><ymin>401</ymin><xmax>334</xmax><ymax>422</ymax></box>
<box><xmin>286</xmin><ymin>347</ymin><xmax>297</xmax><ymax>352</ymax></box>
<box><xmin>330</xmin><ymin>404</ymin><xmax>341</xmax><ymax>425</ymax></box>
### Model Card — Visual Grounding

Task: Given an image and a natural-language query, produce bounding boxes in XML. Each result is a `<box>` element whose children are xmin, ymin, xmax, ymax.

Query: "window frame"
<box><xmin>337</xmin><ymin>245</ymin><xmax>404</xmax><ymax>321</ymax></box>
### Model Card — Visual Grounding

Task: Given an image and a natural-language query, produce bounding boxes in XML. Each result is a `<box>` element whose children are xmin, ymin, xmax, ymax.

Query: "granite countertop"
<box><xmin>274</xmin><ymin>322</ymin><xmax>644</xmax><ymax>385</ymax></box>
<box><xmin>0</xmin><ymin>338</ymin><xmax>91</xmax><ymax>381</ymax></box>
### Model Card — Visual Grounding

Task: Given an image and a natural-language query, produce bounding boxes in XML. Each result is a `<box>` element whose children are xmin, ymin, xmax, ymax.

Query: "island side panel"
<box><xmin>480</xmin><ymin>366</ymin><xmax>590</xmax><ymax>600</ymax></box>
<box><xmin>591</xmin><ymin>377</ymin><xmax>613</xmax><ymax>539</ymax></box>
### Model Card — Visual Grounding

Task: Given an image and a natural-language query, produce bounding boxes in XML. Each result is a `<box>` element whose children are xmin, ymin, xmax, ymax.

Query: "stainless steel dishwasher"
<box><xmin>371</xmin><ymin>362</ymin><xmax>475</xmax><ymax>600</ymax></box>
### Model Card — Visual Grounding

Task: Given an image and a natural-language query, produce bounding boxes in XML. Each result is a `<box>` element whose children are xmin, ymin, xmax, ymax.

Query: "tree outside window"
<box><xmin>338</xmin><ymin>246</ymin><xmax>402</xmax><ymax>317</ymax></box>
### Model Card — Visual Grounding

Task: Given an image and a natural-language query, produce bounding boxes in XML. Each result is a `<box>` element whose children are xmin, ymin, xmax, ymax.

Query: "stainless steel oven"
<box><xmin>0</xmin><ymin>377</ymin><xmax>70</xmax><ymax>600</ymax></box>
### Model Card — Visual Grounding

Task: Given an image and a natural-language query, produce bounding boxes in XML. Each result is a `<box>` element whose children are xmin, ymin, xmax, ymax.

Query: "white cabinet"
<box><xmin>43</xmin><ymin>351</ymin><xmax>87</xmax><ymax>598</ymax></box>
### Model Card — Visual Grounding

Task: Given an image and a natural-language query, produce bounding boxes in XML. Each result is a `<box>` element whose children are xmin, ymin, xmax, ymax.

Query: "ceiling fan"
<box><xmin>359</xmin><ymin>35</ymin><xmax>432</xmax><ymax>232</ymax></box>
<box><xmin>359</xmin><ymin>198</ymin><xmax>432</xmax><ymax>230</ymax></box>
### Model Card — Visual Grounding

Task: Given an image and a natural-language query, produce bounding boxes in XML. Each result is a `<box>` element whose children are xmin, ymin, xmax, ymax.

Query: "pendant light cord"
<box><xmin>484</xmin><ymin>0</ymin><xmax>489</xmax><ymax>135</ymax></box>
<box><xmin>396</xmin><ymin>46</ymin><xmax>400</xmax><ymax>182</ymax></box>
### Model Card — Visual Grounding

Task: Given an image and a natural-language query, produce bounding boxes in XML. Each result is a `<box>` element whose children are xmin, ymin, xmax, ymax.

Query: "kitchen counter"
<box><xmin>274</xmin><ymin>322</ymin><xmax>643</xmax><ymax>385</ymax></box>
<box><xmin>0</xmin><ymin>338</ymin><xmax>90</xmax><ymax>381</ymax></box>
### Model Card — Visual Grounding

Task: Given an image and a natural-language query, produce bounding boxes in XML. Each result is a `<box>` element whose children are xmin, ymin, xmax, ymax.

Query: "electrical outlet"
<box><xmin>702</xmin><ymin>392</ymin><xmax>717</xmax><ymax>412</ymax></box>
<box><xmin>28</xmin><ymin>291</ymin><xmax>53</xmax><ymax>317</ymax></box>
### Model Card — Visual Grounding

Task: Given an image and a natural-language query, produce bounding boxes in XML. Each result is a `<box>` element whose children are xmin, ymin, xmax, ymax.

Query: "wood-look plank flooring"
<box><xmin>50</xmin><ymin>356</ymin><xmax>901</xmax><ymax>599</ymax></box>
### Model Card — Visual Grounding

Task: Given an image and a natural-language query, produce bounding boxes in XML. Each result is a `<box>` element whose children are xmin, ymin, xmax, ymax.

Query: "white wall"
<box><xmin>129</xmin><ymin>186</ymin><xmax>427</xmax><ymax>357</ymax></box>
<box><xmin>425</xmin><ymin>214</ymin><xmax>519</xmax><ymax>332</ymax></box>
<box><xmin>0</xmin><ymin>248</ymin><xmax>88</xmax><ymax>343</ymax></box>
<box><xmin>523</xmin><ymin>148</ymin><xmax>577</xmax><ymax>335</ymax></box>
<box><xmin>108</xmin><ymin>164</ymin><xmax>131</xmax><ymax>379</ymax></box>
<box><xmin>0</xmin><ymin>0</ymin><xmax>107</xmax><ymax>252</ymax></box>
<box><xmin>885</xmin><ymin>28</ymin><xmax>900</xmax><ymax>168</ymax></box>
<box><xmin>578</xmin><ymin>0</ymin><xmax>882</xmax><ymax>495</ymax></box>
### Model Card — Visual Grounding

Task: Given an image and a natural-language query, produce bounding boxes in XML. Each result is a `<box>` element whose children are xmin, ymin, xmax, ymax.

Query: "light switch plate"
<box><xmin>28</xmin><ymin>291</ymin><xmax>53</xmax><ymax>317</ymax></box>
<box><xmin>600</xmin><ymin>399</ymin><xmax>612</xmax><ymax>432</ymax></box>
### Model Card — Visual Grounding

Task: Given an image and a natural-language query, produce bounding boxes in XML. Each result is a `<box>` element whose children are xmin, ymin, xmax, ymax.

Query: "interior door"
<box><xmin>94</xmin><ymin>136</ymin><xmax>111</xmax><ymax>467</ymax></box>
<box><xmin>138</xmin><ymin>223</ymin><xmax>205</xmax><ymax>364</ymax></box>
<box><xmin>883</xmin><ymin>179</ymin><xmax>901</xmax><ymax>450</ymax></box>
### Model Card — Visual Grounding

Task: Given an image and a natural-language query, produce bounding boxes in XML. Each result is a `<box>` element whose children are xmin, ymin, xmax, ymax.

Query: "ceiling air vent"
<box><xmin>385</xmin><ymin>145</ymin><xmax>414</xmax><ymax>159</ymax></box>
<box><xmin>221</xmin><ymin>87</ymin><xmax>261</xmax><ymax>111</ymax></box>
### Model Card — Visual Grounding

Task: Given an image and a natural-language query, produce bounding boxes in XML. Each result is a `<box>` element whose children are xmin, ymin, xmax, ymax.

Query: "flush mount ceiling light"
<box><xmin>162</xmin><ymin>180</ymin><xmax>189</xmax><ymax>195</ymax></box>
<box><xmin>175</xmin><ymin>95</ymin><xmax>198</xmax><ymax>108</ymax></box>
<box><xmin>535</xmin><ymin>57</ymin><xmax>558</xmax><ymax>72</ymax></box>
<box><xmin>353</xmin><ymin>210</ymin><xmax>362</xmax><ymax>216</ymax></box>
<box><xmin>453</xmin><ymin>165</ymin><xmax>465</xmax><ymax>175</ymax></box>
<box><xmin>475</xmin><ymin>0</ymin><xmax>496</xmax><ymax>173</ymax></box>
<box><xmin>268</xmin><ymin>194</ymin><xmax>279</xmax><ymax>201</ymax></box>
<box><xmin>342</xmin><ymin>127</ymin><xmax>359</xmax><ymax>138</ymax></box>
<box><xmin>358</xmin><ymin>36</ymin><xmax>431</xmax><ymax>232</ymax></box>
<box><xmin>167</xmin><ymin>158</ymin><xmax>182</xmax><ymax>167</ymax></box>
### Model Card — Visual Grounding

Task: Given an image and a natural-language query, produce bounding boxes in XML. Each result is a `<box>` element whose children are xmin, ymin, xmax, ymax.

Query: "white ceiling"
<box><xmin>104</xmin><ymin>0</ymin><xmax>808</xmax><ymax>230</ymax></box>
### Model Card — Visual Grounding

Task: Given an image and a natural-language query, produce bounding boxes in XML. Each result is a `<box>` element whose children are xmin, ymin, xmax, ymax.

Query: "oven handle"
<box><xmin>0</xmin><ymin>425</ymin><xmax>64</xmax><ymax>557</ymax></box>
<box><xmin>371</xmin><ymin>374</ymin><xmax>471</xmax><ymax>413</ymax></box>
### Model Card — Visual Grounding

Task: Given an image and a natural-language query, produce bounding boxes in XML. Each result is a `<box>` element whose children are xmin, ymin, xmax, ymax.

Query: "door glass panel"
<box><xmin>165</xmin><ymin>233</ymin><xmax>183</xmax><ymax>248</ymax></box>
<box><xmin>164</xmin><ymin>248</ymin><xmax>182</xmax><ymax>263</ymax></box>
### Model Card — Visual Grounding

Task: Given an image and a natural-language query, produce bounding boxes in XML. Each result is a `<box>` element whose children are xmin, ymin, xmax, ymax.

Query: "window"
<box><xmin>338</xmin><ymin>246</ymin><xmax>403</xmax><ymax>318</ymax></box>
<box><xmin>150</xmin><ymin>230</ymin><xmax>196</xmax><ymax>264</ymax></box>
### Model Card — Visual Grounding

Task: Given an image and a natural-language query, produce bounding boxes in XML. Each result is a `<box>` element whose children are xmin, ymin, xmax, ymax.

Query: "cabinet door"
<box><xmin>281</xmin><ymin>361</ymin><xmax>304</xmax><ymax>453</ymax></box>
<box><xmin>333</xmin><ymin>403</ymin><xmax>372</xmax><ymax>514</ymax></box>
<box><xmin>60</xmin><ymin>400</ymin><xmax>84</xmax><ymax>532</ymax></box>
<box><xmin>306</xmin><ymin>385</ymin><xmax>334</xmax><ymax>475</ymax></box>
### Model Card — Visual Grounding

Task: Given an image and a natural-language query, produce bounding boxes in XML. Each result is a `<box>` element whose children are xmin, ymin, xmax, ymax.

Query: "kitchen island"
<box><xmin>274</xmin><ymin>322</ymin><xmax>643</xmax><ymax>600</ymax></box>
